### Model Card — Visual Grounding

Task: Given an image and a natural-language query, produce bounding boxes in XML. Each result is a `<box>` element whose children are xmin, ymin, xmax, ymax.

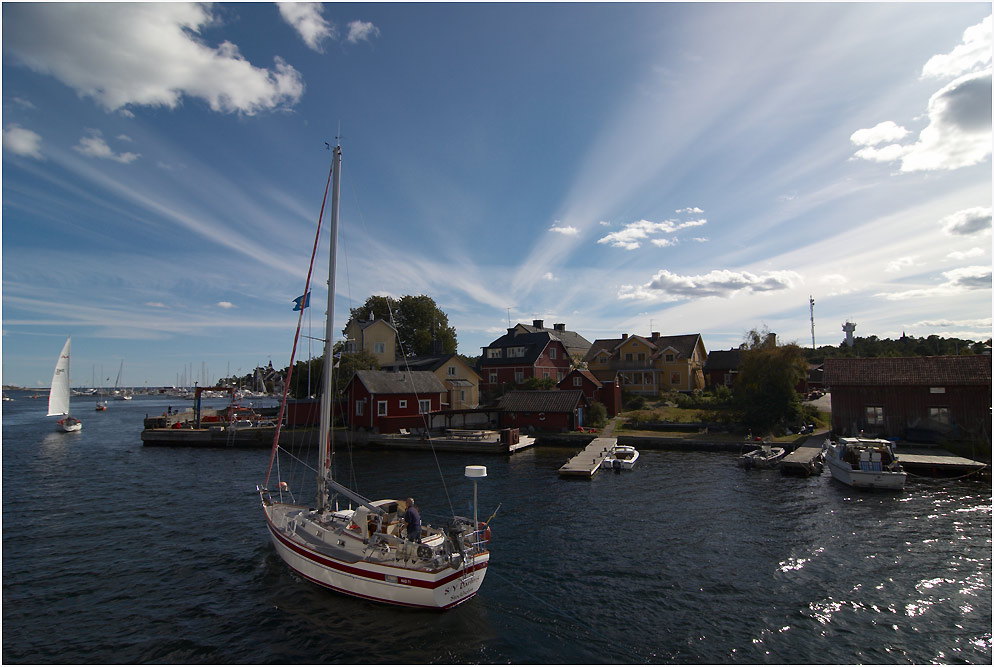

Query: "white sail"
<box><xmin>48</xmin><ymin>337</ymin><xmax>72</xmax><ymax>416</ymax></box>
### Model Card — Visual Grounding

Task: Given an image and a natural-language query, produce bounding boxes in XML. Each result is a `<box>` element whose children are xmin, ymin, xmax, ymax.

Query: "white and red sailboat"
<box><xmin>48</xmin><ymin>337</ymin><xmax>81</xmax><ymax>432</ymax></box>
<box><xmin>257</xmin><ymin>144</ymin><xmax>491</xmax><ymax>609</ymax></box>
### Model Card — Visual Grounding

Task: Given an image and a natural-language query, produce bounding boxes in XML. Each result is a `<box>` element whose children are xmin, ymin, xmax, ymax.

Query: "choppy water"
<box><xmin>3</xmin><ymin>391</ymin><xmax>991</xmax><ymax>664</ymax></box>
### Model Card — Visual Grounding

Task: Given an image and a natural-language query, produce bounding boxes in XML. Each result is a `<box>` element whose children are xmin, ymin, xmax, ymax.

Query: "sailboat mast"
<box><xmin>317</xmin><ymin>144</ymin><xmax>342</xmax><ymax>511</ymax></box>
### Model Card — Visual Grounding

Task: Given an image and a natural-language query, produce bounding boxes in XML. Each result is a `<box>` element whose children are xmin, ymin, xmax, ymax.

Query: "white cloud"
<box><xmin>3</xmin><ymin>3</ymin><xmax>304</xmax><ymax>115</ymax></box>
<box><xmin>597</xmin><ymin>218</ymin><xmax>707</xmax><ymax>250</ymax></box>
<box><xmin>912</xmin><ymin>317</ymin><xmax>992</xmax><ymax>329</ymax></box>
<box><xmin>598</xmin><ymin>220</ymin><xmax>612</xmax><ymax>227</ymax></box>
<box><xmin>675</xmin><ymin>206</ymin><xmax>703</xmax><ymax>214</ymax></box>
<box><xmin>921</xmin><ymin>15</ymin><xmax>992</xmax><ymax>79</ymax></box>
<box><xmin>880</xmin><ymin>265</ymin><xmax>991</xmax><ymax>300</ymax></box>
<box><xmin>850</xmin><ymin>15</ymin><xmax>992</xmax><ymax>172</ymax></box>
<box><xmin>947</xmin><ymin>248</ymin><xmax>985</xmax><ymax>260</ymax></box>
<box><xmin>542</xmin><ymin>272</ymin><xmax>557</xmax><ymax>281</ymax></box>
<box><xmin>940</xmin><ymin>206</ymin><xmax>992</xmax><ymax>236</ymax></box>
<box><xmin>346</xmin><ymin>20</ymin><xmax>380</xmax><ymax>44</ymax></box>
<box><xmin>74</xmin><ymin>129</ymin><xmax>140</xmax><ymax>163</ymax></box>
<box><xmin>216</xmin><ymin>301</ymin><xmax>236</xmax><ymax>309</ymax></box>
<box><xmin>549</xmin><ymin>224</ymin><xmax>579</xmax><ymax>236</ymax></box>
<box><xmin>146</xmin><ymin>301</ymin><xmax>168</xmax><ymax>309</ymax></box>
<box><xmin>650</xmin><ymin>238</ymin><xmax>677</xmax><ymax>247</ymax></box>
<box><xmin>885</xmin><ymin>256</ymin><xmax>919</xmax><ymax>273</ymax></box>
<box><xmin>619</xmin><ymin>268</ymin><xmax>801</xmax><ymax>301</ymax></box>
<box><xmin>850</xmin><ymin>121</ymin><xmax>910</xmax><ymax>146</ymax></box>
<box><xmin>3</xmin><ymin>123</ymin><xmax>43</xmax><ymax>159</ymax></box>
<box><xmin>278</xmin><ymin>3</ymin><xmax>335</xmax><ymax>52</ymax></box>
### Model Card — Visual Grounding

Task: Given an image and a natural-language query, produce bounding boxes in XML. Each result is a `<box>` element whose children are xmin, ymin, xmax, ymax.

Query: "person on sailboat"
<box><xmin>402</xmin><ymin>498</ymin><xmax>421</xmax><ymax>543</ymax></box>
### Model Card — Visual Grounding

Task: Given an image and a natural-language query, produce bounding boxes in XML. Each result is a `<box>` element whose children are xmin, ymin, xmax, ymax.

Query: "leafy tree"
<box><xmin>521</xmin><ymin>376</ymin><xmax>557</xmax><ymax>390</ymax></box>
<box><xmin>345</xmin><ymin>293</ymin><xmax>457</xmax><ymax>358</ymax></box>
<box><xmin>733</xmin><ymin>327</ymin><xmax>807</xmax><ymax>434</ymax></box>
<box><xmin>586</xmin><ymin>401</ymin><xmax>608</xmax><ymax>428</ymax></box>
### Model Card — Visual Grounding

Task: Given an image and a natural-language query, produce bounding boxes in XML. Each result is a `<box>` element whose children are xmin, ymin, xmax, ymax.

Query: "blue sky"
<box><xmin>3</xmin><ymin>3</ymin><xmax>991</xmax><ymax>388</ymax></box>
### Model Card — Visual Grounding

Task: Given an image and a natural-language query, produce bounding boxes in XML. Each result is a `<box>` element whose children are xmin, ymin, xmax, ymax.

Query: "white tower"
<box><xmin>842</xmin><ymin>321</ymin><xmax>856</xmax><ymax>347</ymax></box>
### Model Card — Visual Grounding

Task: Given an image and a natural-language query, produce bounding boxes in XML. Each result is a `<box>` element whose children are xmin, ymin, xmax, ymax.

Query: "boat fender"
<box><xmin>278</xmin><ymin>481</ymin><xmax>289</xmax><ymax>492</ymax></box>
<box><xmin>478</xmin><ymin>522</ymin><xmax>491</xmax><ymax>545</ymax></box>
<box><xmin>417</xmin><ymin>544</ymin><xmax>433</xmax><ymax>560</ymax></box>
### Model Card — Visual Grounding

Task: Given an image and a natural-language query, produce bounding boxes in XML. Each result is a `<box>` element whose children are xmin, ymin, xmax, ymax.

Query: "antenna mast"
<box><xmin>809</xmin><ymin>296</ymin><xmax>816</xmax><ymax>349</ymax></box>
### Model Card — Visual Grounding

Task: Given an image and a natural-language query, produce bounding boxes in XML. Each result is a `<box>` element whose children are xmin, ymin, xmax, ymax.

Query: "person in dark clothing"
<box><xmin>403</xmin><ymin>497</ymin><xmax>421</xmax><ymax>543</ymax></box>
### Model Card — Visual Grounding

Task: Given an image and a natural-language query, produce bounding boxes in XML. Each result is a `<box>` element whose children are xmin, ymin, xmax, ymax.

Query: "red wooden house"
<box><xmin>344</xmin><ymin>370</ymin><xmax>447</xmax><ymax>433</ymax></box>
<box><xmin>497</xmin><ymin>390</ymin><xmax>588</xmax><ymax>432</ymax></box>
<box><xmin>824</xmin><ymin>355</ymin><xmax>991</xmax><ymax>443</ymax></box>
<box><xmin>479</xmin><ymin>329</ymin><xmax>572</xmax><ymax>392</ymax></box>
<box><xmin>557</xmin><ymin>368</ymin><xmax>622</xmax><ymax>417</ymax></box>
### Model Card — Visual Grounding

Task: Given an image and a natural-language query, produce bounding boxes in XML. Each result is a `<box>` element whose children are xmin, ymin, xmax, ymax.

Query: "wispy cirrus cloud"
<box><xmin>619</xmin><ymin>268</ymin><xmax>801</xmax><ymax>302</ymax></box>
<box><xmin>347</xmin><ymin>20</ymin><xmax>380</xmax><ymax>44</ymax></box>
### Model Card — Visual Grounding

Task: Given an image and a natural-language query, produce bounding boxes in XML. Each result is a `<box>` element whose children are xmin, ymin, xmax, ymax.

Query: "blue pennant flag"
<box><xmin>292</xmin><ymin>292</ymin><xmax>310</xmax><ymax>311</ymax></box>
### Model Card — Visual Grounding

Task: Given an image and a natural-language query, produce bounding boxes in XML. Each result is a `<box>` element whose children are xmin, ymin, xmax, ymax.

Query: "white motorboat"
<box><xmin>601</xmin><ymin>444</ymin><xmax>639</xmax><ymax>470</ymax></box>
<box><xmin>825</xmin><ymin>437</ymin><xmax>906</xmax><ymax>490</ymax></box>
<box><xmin>258</xmin><ymin>144</ymin><xmax>492</xmax><ymax>609</ymax></box>
<box><xmin>47</xmin><ymin>337</ymin><xmax>81</xmax><ymax>432</ymax></box>
<box><xmin>737</xmin><ymin>443</ymin><xmax>786</xmax><ymax>469</ymax></box>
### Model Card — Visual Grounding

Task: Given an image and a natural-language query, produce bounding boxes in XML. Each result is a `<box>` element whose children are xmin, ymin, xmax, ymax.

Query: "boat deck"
<box><xmin>558</xmin><ymin>437</ymin><xmax>616</xmax><ymax>477</ymax></box>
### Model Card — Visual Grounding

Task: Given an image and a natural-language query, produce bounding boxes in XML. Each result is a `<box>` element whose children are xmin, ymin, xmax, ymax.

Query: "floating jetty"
<box><xmin>897</xmin><ymin>446</ymin><xmax>987</xmax><ymax>478</ymax></box>
<box><xmin>366</xmin><ymin>428</ymin><xmax>535</xmax><ymax>455</ymax></box>
<box><xmin>558</xmin><ymin>437</ymin><xmax>616</xmax><ymax>477</ymax></box>
<box><xmin>781</xmin><ymin>440</ymin><xmax>827</xmax><ymax>477</ymax></box>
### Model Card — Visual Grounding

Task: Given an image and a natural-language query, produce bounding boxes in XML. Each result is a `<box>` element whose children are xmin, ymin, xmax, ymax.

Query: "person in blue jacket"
<box><xmin>402</xmin><ymin>497</ymin><xmax>421</xmax><ymax>543</ymax></box>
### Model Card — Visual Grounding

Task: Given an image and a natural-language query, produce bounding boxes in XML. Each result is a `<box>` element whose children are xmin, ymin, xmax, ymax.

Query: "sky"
<box><xmin>2</xmin><ymin>2</ymin><xmax>991</xmax><ymax>389</ymax></box>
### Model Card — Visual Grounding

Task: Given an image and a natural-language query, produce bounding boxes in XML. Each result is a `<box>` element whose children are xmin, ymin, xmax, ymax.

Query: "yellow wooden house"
<box><xmin>584</xmin><ymin>332</ymin><xmax>707</xmax><ymax>395</ymax></box>
<box><xmin>342</xmin><ymin>316</ymin><xmax>398</xmax><ymax>367</ymax></box>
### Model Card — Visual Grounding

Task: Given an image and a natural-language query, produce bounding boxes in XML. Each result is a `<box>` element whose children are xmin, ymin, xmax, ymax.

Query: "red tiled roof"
<box><xmin>823</xmin><ymin>356</ymin><xmax>991</xmax><ymax>386</ymax></box>
<box><xmin>497</xmin><ymin>390</ymin><xmax>586</xmax><ymax>413</ymax></box>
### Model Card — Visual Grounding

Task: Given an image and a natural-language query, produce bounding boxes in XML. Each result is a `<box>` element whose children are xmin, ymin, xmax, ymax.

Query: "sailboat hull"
<box><xmin>58</xmin><ymin>417</ymin><xmax>82</xmax><ymax>433</ymax></box>
<box><xmin>263</xmin><ymin>502</ymin><xmax>488</xmax><ymax>609</ymax></box>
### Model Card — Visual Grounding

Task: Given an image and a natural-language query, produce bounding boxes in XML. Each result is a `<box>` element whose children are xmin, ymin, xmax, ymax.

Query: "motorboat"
<box><xmin>601</xmin><ymin>444</ymin><xmax>639</xmax><ymax>470</ymax></box>
<box><xmin>825</xmin><ymin>437</ymin><xmax>906</xmax><ymax>490</ymax></box>
<box><xmin>737</xmin><ymin>443</ymin><xmax>786</xmax><ymax>469</ymax></box>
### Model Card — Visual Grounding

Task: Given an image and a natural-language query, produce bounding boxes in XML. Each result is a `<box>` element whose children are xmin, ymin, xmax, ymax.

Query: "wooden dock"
<box><xmin>898</xmin><ymin>447</ymin><xmax>987</xmax><ymax>477</ymax></box>
<box><xmin>558</xmin><ymin>437</ymin><xmax>615</xmax><ymax>477</ymax></box>
<box><xmin>781</xmin><ymin>441</ymin><xmax>826</xmax><ymax>477</ymax></box>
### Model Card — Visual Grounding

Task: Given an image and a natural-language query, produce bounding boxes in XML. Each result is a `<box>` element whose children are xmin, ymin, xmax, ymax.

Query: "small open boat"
<box><xmin>737</xmin><ymin>443</ymin><xmax>785</xmax><ymax>469</ymax></box>
<box><xmin>601</xmin><ymin>444</ymin><xmax>639</xmax><ymax>470</ymax></box>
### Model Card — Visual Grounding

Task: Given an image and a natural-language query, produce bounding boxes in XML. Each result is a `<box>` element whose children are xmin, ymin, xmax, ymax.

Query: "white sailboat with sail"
<box><xmin>48</xmin><ymin>337</ymin><xmax>81</xmax><ymax>432</ymax></box>
<box><xmin>258</xmin><ymin>144</ymin><xmax>491</xmax><ymax>609</ymax></box>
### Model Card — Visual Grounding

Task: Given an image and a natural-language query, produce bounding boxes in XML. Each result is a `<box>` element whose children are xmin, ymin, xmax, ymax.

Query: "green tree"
<box><xmin>586</xmin><ymin>401</ymin><xmax>608</xmax><ymax>428</ymax></box>
<box><xmin>733</xmin><ymin>327</ymin><xmax>807</xmax><ymax>434</ymax></box>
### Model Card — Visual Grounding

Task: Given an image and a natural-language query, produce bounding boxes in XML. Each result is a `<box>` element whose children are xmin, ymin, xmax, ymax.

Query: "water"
<box><xmin>3</xmin><ymin>391</ymin><xmax>991</xmax><ymax>664</ymax></box>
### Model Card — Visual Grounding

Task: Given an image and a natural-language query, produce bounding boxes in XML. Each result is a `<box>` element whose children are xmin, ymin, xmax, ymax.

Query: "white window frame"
<box><xmin>399</xmin><ymin>399</ymin><xmax>407</xmax><ymax>409</ymax></box>
<box><xmin>489</xmin><ymin>372</ymin><xmax>498</xmax><ymax>384</ymax></box>
<box><xmin>865</xmin><ymin>406</ymin><xmax>884</xmax><ymax>426</ymax></box>
<box><xmin>550</xmin><ymin>347</ymin><xmax>557</xmax><ymax>359</ymax></box>
<box><xmin>488</xmin><ymin>348</ymin><xmax>502</xmax><ymax>358</ymax></box>
<box><xmin>377</xmin><ymin>400</ymin><xmax>388</xmax><ymax>416</ymax></box>
<box><xmin>514</xmin><ymin>370</ymin><xmax>524</xmax><ymax>384</ymax></box>
<box><xmin>355</xmin><ymin>401</ymin><xmax>363</xmax><ymax>416</ymax></box>
<box><xmin>573</xmin><ymin>376</ymin><xmax>582</xmax><ymax>387</ymax></box>
<box><xmin>418</xmin><ymin>399</ymin><xmax>431</xmax><ymax>414</ymax></box>
<box><xmin>447</xmin><ymin>365</ymin><xmax>457</xmax><ymax>376</ymax></box>
<box><xmin>928</xmin><ymin>406</ymin><xmax>949</xmax><ymax>424</ymax></box>
<box><xmin>373</xmin><ymin>341</ymin><xmax>386</xmax><ymax>354</ymax></box>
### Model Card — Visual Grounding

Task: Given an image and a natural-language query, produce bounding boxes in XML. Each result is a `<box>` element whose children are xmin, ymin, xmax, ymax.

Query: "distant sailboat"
<box><xmin>48</xmin><ymin>337</ymin><xmax>81</xmax><ymax>432</ymax></box>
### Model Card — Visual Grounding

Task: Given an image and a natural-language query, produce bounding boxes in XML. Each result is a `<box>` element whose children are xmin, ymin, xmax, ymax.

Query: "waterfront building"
<box><xmin>344</xmin><ymin>369</ymin><xmax>446</xmax><ymax>433</ymax></box>
<box><xmin>585</xmin><ymin>332</ymin><xmax>707</xmax><ymax>396</ymax></box>
<box><xmin>382</xmin><ymin>354</ymin><xmax>481</xmax><ymax>410</ymax></box>
<box><xmin>343</xmin><ymin>315</ymin><xmax>398</xmax><ymax>366</ymax></box>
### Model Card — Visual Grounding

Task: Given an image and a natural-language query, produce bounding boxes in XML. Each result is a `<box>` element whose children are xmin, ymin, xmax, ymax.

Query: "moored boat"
<box><xmin>601</xmin><ymin>444</ymin><xmax>639</xmax><ymax>470</ymax></box>
<box><xmin>825</xmin><ymin>437</ymin><xmax>906</xmax><ymax>489</ymax></box>
<box><xmin>737</xmin><ymin>443</ymin><xmax>786</xmax><ymax>469</ymax></box>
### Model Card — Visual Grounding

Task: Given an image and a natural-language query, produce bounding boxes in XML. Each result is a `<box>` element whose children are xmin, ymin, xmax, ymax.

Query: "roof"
<box><xmin>350</xmin><ymin>370</ymin><xmax>447</xmax><ymax>395</ymax></box>
<box><xmin>349</xmin><ymin>318</ymin><xmax>398</xmax><ymax>333</ymax></box>
<box><xmin>560</xmin><ymin>368</ymin><xmax>602</xmax><ymax>388</ymax></box>
<box><xmin>704</xmin><ymin>349</ymin><xmax>742</xmax><ymax>371</ymax></box>
<box><xmin>498</xmin><ymin>390</ymin><xmax>586</xmax><ymax>412</ymax></box>
<box><xmin>823</xmin><ymin>356</ymin><xmax>992</xmax><ymax>386</ymax></box>
<box><xmin>512</xmin><ymin>322</ymin><xmax>592</xmax><ymax>358</ymax></box>
<box><xmin>585</xmin><ymin>333</ymin><xmax>705</xmax><ymax>362</ymax></box>
<box><xmin>382</xmin><ymin>354</ymin><xmax>481</xmax><ymax>379</ymax></box>
<box><xmin>480</xmin><ymin>331</ymin><xmax>562</xmax><ymax>367</ymax></box>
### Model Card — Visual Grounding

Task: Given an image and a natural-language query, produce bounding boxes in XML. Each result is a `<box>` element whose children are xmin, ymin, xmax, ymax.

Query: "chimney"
<box><xmin>651</xmin><ymin>332</ymin><xmax>660</xmax><ymax>340</ymax></box>
<box><xmin>621</xmin><ymin>333</ymin><xmax>628</xmax><ymax>340</ymax></box>
<box><xmin>508</xmin><ymin>328</ymin><xmax>516</xmax><ymax>337</ymax></box>
<box><xmin>554</xmin><ymin>323</ymin><xmax>565</xmax><ymax>331</ymax></box>
<box><xmin>533</xmin><ymin>319</ymin><xmax>544</xmax><ymax>329</ymax></box>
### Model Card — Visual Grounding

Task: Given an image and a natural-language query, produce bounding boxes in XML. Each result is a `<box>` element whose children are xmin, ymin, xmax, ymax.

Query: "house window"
<box><xmin>489</xmin><ymin>372</ymin><xmax>498</xmax><ymax>384</ymax></box>
<box><xmin>460</xmin><ymin>390</ymin><xmax>466</xmax><ymax>401</ymax></box>
<box><xmin>625</xmin><ymin>353</ymin><xmax>633</xmax><ymax>362</ymax></box>
<box><xmin>637</xmin><ymin>352</ymin><xmax>645</xmax><ymax>362</ymax></box>
<box><xmin>865</xmin><ymin>406</ymin><xmax>884</xmax><ymax>426</ymax></box>
<box><xmin>514</xmin><ymin>370</ymin><xmax>524</xmax><ymax>383</ymax></box>
<box><xmin>599</xmin><ymin>355</ymin><xmax>609</xmax><ymax>364</ymax></box>
<box><xmin>419</xmin><ymin>399</ymin><xmax>431</xmax><ymax>414</ymax></box>
<box><xmin>488</xmin><ymin>348</ymin><xmax>502</xmax><ymax>358</ymax></box>
<box><xmin>670</xmin><ymin>372</ymin><xmax>680</xmax><ymax>385</ymax></box>
<box><xmin>373</xmin><ymin>342</ymin><xmax>385</xmax><ymax>354</ymax></box>
<box><xmin>665</xmin><ymin>353</ymin><xmax>675</xmax><ymax>362</ymax></box>
<box><xmin>929</xmin><ymin>407</ymin><xmax>949</xmax><ymax>425</ymax></box>
<box><xmin>345</xmin><ymin>340</ymin><xmax>357</xmax><ymax>353</ymax></box>
<box><xmin>550</xmin><ymin>347</ymin><xmax>557</xmax><ymax>359</ymax></box>
<box><xmin>929</xmin><ymin>387</ymin><xmax>946</xmax><ymax>394</ymax></box>
<box><xmin>356</xmin><ymin>401</ymin><xmax>363</xmax><ymax>416</ymax></box>
<box><xmin>447</xmin><ymin>366</ymin><xmax>456</xmax><ymax>376</ymax></box>
<box><xmin>377</xmin><ymin>400</ymin><xmax>388</xmax><ymax>416</ymax></box>
<box><xmin>399</xmin><ymin>399</ymin><xmax>407</xmax><ymax>409</ymax></box>
<box><xmin>543</xmin><ymin>371</ymin><xmax>550</xmax><ymax>378</ymax></box>
<box><xmin>573</xmin><ymin>376</ymin><xmax>582</xmax><ymax>387</ymax></box>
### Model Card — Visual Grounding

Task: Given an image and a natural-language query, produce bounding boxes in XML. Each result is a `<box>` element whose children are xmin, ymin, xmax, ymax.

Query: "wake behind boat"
<box><xmin>47</xmin><ymin>337</ymin><xmax>81</xmax><ymax>433</ymax></box>
<box><xmin>825</xmin><ymin>437</ymin><xmax>906</xmax><ymax>490</ymax></box>
<box><xmin>258</xmin><ymin>144</ymin><xmax>492</xmax><ymax>609</ymax></box>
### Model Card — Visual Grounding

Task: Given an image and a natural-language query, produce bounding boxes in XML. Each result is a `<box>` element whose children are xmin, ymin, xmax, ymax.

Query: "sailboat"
<box><xmin>48</xmin><ymin>337</ymin><xmax>81</xmax><ymax>432</ymax></box>
<box><xmin>258</xmin><ymin>144</ymin><xmax>491</xmax><ymax>609</ymax></box>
